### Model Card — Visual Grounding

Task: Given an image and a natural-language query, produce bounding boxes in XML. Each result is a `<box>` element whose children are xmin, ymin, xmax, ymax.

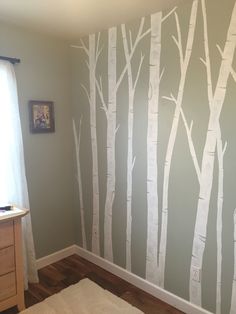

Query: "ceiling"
<box><xmin>0</xmin><ymin>0</ymin><xmax>185</xmax><ymax>41</ymax></box>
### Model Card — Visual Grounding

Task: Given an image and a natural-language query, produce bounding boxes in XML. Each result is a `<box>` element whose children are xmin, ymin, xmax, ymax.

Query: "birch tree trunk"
<box><xmin>216</xmin><ymin>128</ymin><xmax>225</xmax><ymax>314</ymax></box>
<box><xmin>121</xmin><ymin>23</ymin><xmax>145</xmax><ymax>271</ymax></box>
<box><xmin>190</xmin><ymin>3</ymin><xmax>236</xmax><ymax>305</ymax></box>
<box><xmin>72</xmin><ymin>118</ymin><xmax>87</xmax><ymax>249</ymax></box>
<box><xmin>146</xmin><ymin>12</ymin><xmax>162</xmax><ymax>285</ymax></box>
<box><xmin>122</xmin><ymin>27</ymin><xmax>135</xmax><ymax>272</ymax></box>
<box><xmin>198</xmin><ymin>1</ymin><xmax>229</xmax><ymax>310</ymax></box>
<box><xmin>88</xmin><ymin>34</ymin><xmax>100</xmax><ymax>256</ymax></box>
<box><xmin>104</xmin><ymin>27</ymin><xmax>117</xmax><ymax>262</ymax></box>
<box><xmin>230</xmin><ymin>209</ymin><xmax>236</xmax><ymax>314</ymax></box>
<box><xmin>159</xmin><ymin>0</ymin><xmax>198</xmax><ymax>288</ymax></box>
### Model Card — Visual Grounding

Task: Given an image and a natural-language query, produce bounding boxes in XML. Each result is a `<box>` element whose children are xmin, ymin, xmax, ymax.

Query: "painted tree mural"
<box><xmin>72</xmin><ymin>34</ymin><xmax>101</xmax><ymax>255</ymax></box>
<box><xmin>189</xmin><ymin>1</ymin><xmax>236</xmax><ymax>306</ymax></box>
<box><xmin>160</xmin><ymin>0</ymin><xmax>199</xmax><ymax>288</ymax></box>
<box><xmin>73</xmin><ymin>118</ymin><xmax>87</xmax><ymax>249</ymax></box>
<box><xmin>71</xmin><ymin>0</ymin><xmax>236</xmax><ymax>313</ymax></box>
<box><xmin>178</xmin><ymin>0</ymin><xmax>230</xmax><ymax>309</ymax></box>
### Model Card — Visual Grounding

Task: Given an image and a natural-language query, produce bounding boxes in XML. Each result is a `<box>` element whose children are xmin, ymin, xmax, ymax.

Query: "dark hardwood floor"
<box><xmin>2</xmin><ymin>254</ymin><xmax>184</xmax><ymax>314</ymax></box>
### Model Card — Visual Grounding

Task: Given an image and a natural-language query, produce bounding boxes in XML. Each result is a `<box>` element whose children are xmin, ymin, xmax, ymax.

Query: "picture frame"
<box><xmin>29</xmin><ymin>100</ymin><xmax>55</xmax><ymax>133</ymax></box>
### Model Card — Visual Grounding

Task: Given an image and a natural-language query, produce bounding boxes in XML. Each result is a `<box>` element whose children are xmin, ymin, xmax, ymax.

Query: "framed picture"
<box><xmin>29</xmin><ymin>100</ymin><xmax>55</xmax><ymax>133</ymax></box>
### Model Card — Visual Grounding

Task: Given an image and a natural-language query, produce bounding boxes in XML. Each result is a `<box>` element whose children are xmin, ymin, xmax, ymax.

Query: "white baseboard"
<box><xmin>36</xmin><ymin>245</ymin><xmax>77</xmax><ymax>269</ymax></box>
<box><xmin>36</xmin><ymin>245</ymin><xmax>212</xmax><ymax>314</ymax></box>
<box><xmin>74</xmin><ymin>246</ymin><xmax>212</xmax><ymax>314</ymax></box>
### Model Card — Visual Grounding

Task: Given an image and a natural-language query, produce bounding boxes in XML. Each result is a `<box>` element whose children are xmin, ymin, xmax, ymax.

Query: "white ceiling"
<box><xmin>0</xmin><ymin>0</ymin><xmax>184</xmax><ymax>40</ymax></box>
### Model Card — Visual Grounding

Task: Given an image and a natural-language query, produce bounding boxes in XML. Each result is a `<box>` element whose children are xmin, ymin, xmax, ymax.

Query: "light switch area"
<box><xmin>192</xmin><ymin>266</ymin><xmax>201</xmax><ymax>282</ymax></box>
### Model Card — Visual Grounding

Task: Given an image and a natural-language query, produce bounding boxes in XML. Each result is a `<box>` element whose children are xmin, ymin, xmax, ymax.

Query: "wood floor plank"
<box><xmin>1</xmin><ymin>254</ymin><xmax>184</xmax><ymax>314</ymax></box>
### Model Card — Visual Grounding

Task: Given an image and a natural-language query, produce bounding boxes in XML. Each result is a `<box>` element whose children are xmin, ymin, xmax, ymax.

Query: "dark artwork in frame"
<box><xmin>29</xmin><ymin>100</ymin><xmax>55</xmax><ymax>133</ymax></box>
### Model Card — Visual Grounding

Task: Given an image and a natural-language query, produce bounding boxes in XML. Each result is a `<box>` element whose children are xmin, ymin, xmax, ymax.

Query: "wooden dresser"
<box><xmin>0</xmin><ymin>207</ymin><xmax>28</xmax><ymax>312</ymax></box>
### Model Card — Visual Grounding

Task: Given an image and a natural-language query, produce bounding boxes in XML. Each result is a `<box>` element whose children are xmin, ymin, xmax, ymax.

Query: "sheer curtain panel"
<box><xmin>0</xmin><ymin>60</ymin><xmax>38</xmax><ymax>287</ymax></box>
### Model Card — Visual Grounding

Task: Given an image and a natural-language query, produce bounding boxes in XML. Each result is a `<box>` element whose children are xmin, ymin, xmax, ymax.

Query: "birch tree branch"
<box><xmin>180</xmin><ymin>108</ymin><xmax>201</xmax><ymax>183</ymax></box>
<box><xmin>132</xmin><ymin>156</ymin><xmax>136</xmax><ymax>171</ymax></box>
<box><xmin>70</xmin><ymin>44</ymin><xmax>84</xmax><ymax>49</ymax></box>
<box><xmin>217</xmin><ymin>44</ymin><xmax>236</xmax><ymax>83</ymax></box>
<box><xmin>71</xmin><ymin>42</ymin><xmax>89</xmax><ymax>57</ymax></box>
<box><xmin>81</xmin><ymin>83</ymin><xmax>91</xmax><ymax>104</ymax></box>
<box><xmin>71</xmin><ymin>39</ymin><xmax>90</xmax><ymax>56</ymax></box>
<box><xmin>129</xmin><ymin>30</ymin><xmax>133</xmax><ymax>51</ymax></box>
<box><xmin>116</xmin><ymin>17</ymin><xmax>150</xmax><ymax>90</ymax></box>
<box><xmin>96</xmin><ymin>32</ymin><xmax>101</xmax><ymax>58</ymax></box>
<box><xmin>162</xmin><ymin>94</ymin><xmax>177</xmax><ymax>104</ymax></box>
<box><xmin>223</xmin><ymin>142</ymin><xmax>227</xmax><ymax>156</ymax></box>
<box><xmin>95</xmin><ymin>46</ymin><xmax>103</xmax><ymax>66</ymax></box>
<box><xmin>139</xmin><ymin>28</ymin><xmax>151</xmax><ymax>41</ymax></box>
<box><xmin>99</xmin><ymin>76</ymin><xmax>103</xmax><ymax>91</ymax></box>
<box><xmin>174</xmin><ymin>12</ymin><xmax>184</xmax><ymax>69</ymax></box>
<box><xmin>85</xmin><ymin>60</ymin><xmax>90</xmax><ymax>70</ymax></box>
<box><xmin>78</xmin><ymin>116</ymin><xmax>83</xmax><ymax>148</ymax></box>
<box><xmin>115</xmin><ymin>124</ymin><xmax>120</xmax><ymax>136</ymax></box>
<box><xmin>134</xmin><ymin>53</ymin><xmax>145</xmax><ymax>90</ymax></box>
<box><xmin>162</xmin><ymin>6</ymin><xmax>177</xmax><ymax>23</ymax></box>
<box><xmin>121</xmin><ymin>23</ymin><xmax>134</xmax><ymax>87</ymax></box>
<box><xmin>95</xmin><ymin>33</ymin><xmax>103</xmax><ymax>67</ymax></box>
<box><xmin>163</xmin><ymin>91</ymin><xmax>201</xmax><ymax>182</ymax></box>
<box><xmin>216</xmin><ymin>44</ymin><xmax>223</xmax><ymax>57</ymax></box>
<box><xmin>201</xmin><ymin>0</ymin><xmax>213</xmax><ymax>105</ymax></box>
<box><xmin>95</xmin><ymin>76</ymin><xmax>108</xmax><ymax>118</ymax></box>
<box><xmin>160</xmin><ymin>67</ymin><xmax>165</xmax><ymax>82</ymax></box>
<box><xmin>130</xmin><ymin>16</ymin><xmax>145</xmax><ymax>49</ymax></box>
<box><xmin>231</xmin><ymin>68</ymin><xmax>236</xmax><ymax>82</ymax></box>
<box><xmin>199</xmin><ymin>57</ymin><xmax>207</xmax><ymax>67</ymax></box>
<box><xmin>80</xmin><ymin>39</ymin><xmax>89</xmax><ymax>55</ymax></box>
<box><xmin>93</xmin><ymin>26</ymin><xmax>120</xmax><ymax>187</ymax></box>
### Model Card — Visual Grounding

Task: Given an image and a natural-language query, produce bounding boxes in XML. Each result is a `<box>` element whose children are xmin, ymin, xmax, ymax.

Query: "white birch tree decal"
<box><xmin>72</xmin><ymin>33</ymin><xmax>102</xmax><ymax>255</ymax></box>
<box><xmin>216</xmin><ymin>129</ymin><xmax>227</xmax><ymax>314</ymax></box>
<box><xmin>145</xmin><ymin>7</ymin><xmax>177</xmax><ymax>286</ymax></box>
<box><xmin>182</xmin><ymin>1</ymin><xmax>228</xmax><ymax>310</ymax></box>
<box><xmin>199</xmin><ymin>5</ymin><xmax>226</xmax><ymax>310</ymax></box>
<box><xmin>160</xmin><ymin>0</ymin><xmax>199</xmax><ymax>288</ymax></box>
<box><xmin>89</xmin><ymin>34</ymin><xmax>101</xmax><ymax>256</ymax></box>
<box><xmin>103</xmin><ymin>27</ymin><xmax>117</xmax><ymax>262</ymax></box>
<box><xmin>145</xmin><ymin>11</ymin><xmax>162</xmax><ymax>285</ymax></box>
<box><xmin>73</xmin><ymin>118</ymin><xmax>87</xmax><ymax>249</ymax></box>
<box><xmin>96</xmin><ymin>21</ymin><xmax>151</xmax><ymax>263</ymax></box>
<box><xmin>230</xmin><ymin>209</ymin><xmax>236</xmax><ymax>314</ymax></box>
<box><xmin>121</xmin><ymin>23</ymin><xmax>145</xmax><ymax>271</ymax></box>
<box><xmin>189</xmin><ymin>1</ymin><xmax>236</xmax><ymax>306</ymax></box>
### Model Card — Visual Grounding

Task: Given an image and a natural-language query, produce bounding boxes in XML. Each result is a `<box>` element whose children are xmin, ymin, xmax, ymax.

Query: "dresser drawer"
<box><xmin>0</xmin><ymin>246</ymin><xmax>15</xmax><ymax>276</ymax></box>
<box><xmin>0</xmin><ymin>272</ymin><xmax>16</xmax><ymax>302</ymax></box>
<box><xmin>0</xmin><ymin>221</ymin><xmax>14</xmax><ymax>249</ymax></box>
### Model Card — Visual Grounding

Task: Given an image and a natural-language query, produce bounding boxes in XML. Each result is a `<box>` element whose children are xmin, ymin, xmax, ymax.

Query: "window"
<box><xmin>0</xmin><ymin>60</ymin><xmax>28</xmax><ymax>207</ymax></box>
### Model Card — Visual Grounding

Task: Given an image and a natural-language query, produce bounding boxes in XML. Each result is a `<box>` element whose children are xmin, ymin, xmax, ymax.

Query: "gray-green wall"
<box><xmin>0</xmin><ymin>22</ymin><xmax>75</xmax><ymax>258</ymax></box>
<box><xmin>71</xmin><ymin>0</ymin><xmax>236</xmax><ymax>313</ymax></box>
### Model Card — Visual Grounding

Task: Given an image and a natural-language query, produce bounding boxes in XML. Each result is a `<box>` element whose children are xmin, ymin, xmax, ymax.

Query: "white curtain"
<box><xmin>0</xmin><ymin>60</ymin><xmax>38</xmax><ymax>287</ymax></box>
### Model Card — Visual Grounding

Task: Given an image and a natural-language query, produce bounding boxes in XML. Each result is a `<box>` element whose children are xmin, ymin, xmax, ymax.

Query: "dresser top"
<box><xmin>0</xmin><ymin>206</ymin><xmax>28</xmax><ymax>222</ymax></box>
